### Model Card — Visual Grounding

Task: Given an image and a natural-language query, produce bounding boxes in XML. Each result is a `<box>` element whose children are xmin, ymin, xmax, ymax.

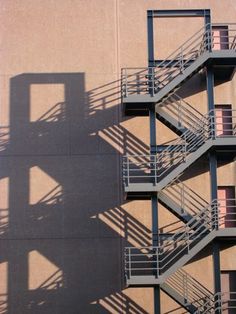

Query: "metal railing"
<box><xmin>165</xmin><ymin>268</ymin><xmax>213</xmax><ymax>310</ymax></box>
<box><xmin>125</xmin><ymin>202</ymin><xmax>214</xmax><ymax>279</ymax></box>
<box><xmin>213</xmin><ymin>108</ymin><xmax>236</xmax><ymax>137</ymax></box>
<box><xmin>123</xmin><ymin>109</ymin><xmax>236</xmax><ymax>187</ymax></box>
<box><xmin>193</xmin><ymin>292</ymin><xmax>236</xmax><ymax>313</ymax></box>
<box><xmin>160</xmin><ymin>179</ymin><xmax>209</xmax><ymax>217</ymax></box>
<box><xmin>124</xmin><ymin>199</ymin><xmax>236</xmax><ymax>280</ymax></box>
<box><xmin>217</xmin><ymin>198</ymin><xmax>236</xmax><ymax>229</ymax></box>
<box><xmin>121</xmin><ymin>23</ymin><xmax>236</xmax><ymax>98</ymax></box>
<box><xmin>158</xmin><ymin>93</ymin><xmax>209</xmax><ymax>131</ymax></box>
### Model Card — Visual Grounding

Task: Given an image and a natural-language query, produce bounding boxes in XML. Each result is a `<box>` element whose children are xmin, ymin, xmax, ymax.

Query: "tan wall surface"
<box><xmin>0</xmin><ymin>0</ymin><xmax>236</xmax><ymax>313</ymax></box>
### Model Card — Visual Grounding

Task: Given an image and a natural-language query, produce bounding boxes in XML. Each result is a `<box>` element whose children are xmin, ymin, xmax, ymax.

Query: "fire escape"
<box><xmin>121</xmin><ymin>10</ymin><xmax>236</xmax><ymax>313</ymax></box>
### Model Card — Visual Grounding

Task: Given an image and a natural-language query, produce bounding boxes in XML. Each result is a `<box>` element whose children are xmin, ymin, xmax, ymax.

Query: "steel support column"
<box><xmin>213</xmin><ymin>241</ymin><xmax>221</xmax><ymax>310</ymax></box>
<box><xmin>150</xmin><ymin>108</ymin><xmax>160</xmax><ymax>314</ymax></box>
<box><xmin>152</xmin><ymin>194</ymin><xmax>160</xmax><ymax>314</ymax></box>
<box><xmin>147</xmin><ymin>10</ymin><xmax>155</xmax><ymax>67</ymax></box>
<box><xmin>147</xmin><ymin>9</ymin><xmax>213</xmax><ymax>313</ymax></box>
<box><xmin>207</xmin><ymin>65</ymin><xmax>221</xmax><ymax>313</ymax></box>
<box><xmin>148</xmin><ymin>9</ymin><xmax>160</xmax><ymax>313</ymax></box>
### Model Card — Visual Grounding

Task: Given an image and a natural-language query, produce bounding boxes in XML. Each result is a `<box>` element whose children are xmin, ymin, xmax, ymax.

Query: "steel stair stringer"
<box><xmin>158</xmin><ymin>191</ymin><xmax>193</xmax><ymax>224</ymax></box>
<box><xmin>153</xmin><ymin>52</ymin><xmax>210</xmax><ymax>105</ymax></box>
<box><xmin>124</xmin><ymin>136</ymin><xmax>236</xmax><ymax>194</ymax></box>
<box><xmin>160</xmin><ymin>282</ymin><xmax>197</xmax><ymax>313</ymax></box>
<box><xmin>157</xmin><ymin>230</ymin><xmax>216</xmax><ymax>285</ymax></box>
<box><xmin>156</xmin><ymin>139</ymin><xmax>212</xmax><ymax>191</ymax></box>
<box><xmin>193</xmin><ymin>291</ymin><xmax>236</xmax><ymax>313</ymax></box>
<box><xmin>157</xmin><ymin>137</ymin><xmax>236</xmax><ymax>191</ymax></box>
<box><xmin>122</xmin><ymin>23</ymin><xmax>236</xmax><ymax>113</ymax></box>
<box><xmin>156</xmin><ymin>108</ymin><xmax>187</xmax><ymax>136</ymax></box>
<box><xmin>123</xmin><ymin>51</ymin><xmax>210</xmax><ymax>106</ymax></box>
<box><xmin>155</xmin><ymin>93</ymin><xmax>208</xmax><ymax>137</ymax></box>
<box><xmin>158</xmin><ymin>229</ymin><xmax>236</xmax><ymax>285</ymax></box>
<box><xmin>160</xmin><ymin>268</ymin><xmax>214</xmax><ymax>314</ymax></box>
<box><xmin>158</xmin><ymin>179</ymin><xmax>209</xmax><ymax>224</ymax></box>
<box><xmin>122</xmin><ymin>21</ymin><xmax>236</xmax><ymax>313</ymax></box>
<box><xmin>125</xmin><ymin>229</ymin><xmax>236</xmax><ymax>287</ymax></box>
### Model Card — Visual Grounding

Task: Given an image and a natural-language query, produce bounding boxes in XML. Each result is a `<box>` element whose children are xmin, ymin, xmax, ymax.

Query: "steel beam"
<box><xmin>149</xmin><ymin>9</ymin><xmax>210</xmax><ymax>18</ymax></box>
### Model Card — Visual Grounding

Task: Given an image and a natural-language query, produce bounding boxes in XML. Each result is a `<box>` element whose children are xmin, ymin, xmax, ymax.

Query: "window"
<box><xmin>215</xmin><ymin>105</ymin><xmax>233</xmax><ymax>137</ymax></box>
<box><xmin>221</xmin><ymin>271</ymin><xmax>236</xmax><ymax>314</ymax></box>
<box><xmin>217</xmin><ymin>187</ymin><xmax>236</xmax><ymax>228</ymax></box>
<box><xmin>212</xmin><ymin>26</ymin><xmax>229</xmax><ymax>50</ymax></box>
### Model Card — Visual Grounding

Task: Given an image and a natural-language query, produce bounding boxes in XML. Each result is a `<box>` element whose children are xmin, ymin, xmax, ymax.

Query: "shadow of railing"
<box><xmin>99</xmin><ymin>206</ymin><xmax>152</xmax><ymax>247</ymax></box>
<box><xmin>0</xmin><ymin>209</ymin><xmax>8</xmax><ymax>236</ymax></box>
<box><xmin>1</xmin><ymin>72</ymin><xmax>155</xmax><ymax>314</ymax></box>
<box><xmin>37</xmin><ymin>102</ymin><xmax>66</xmax><ymax>122</ymax></box>
<box><xmin>91</xmin><ymin>291</ymin><xmax>149</xmax><ymax>314</ymax></box>
<box><xmin>100</xmin><ymin>124</ymin><xmax>149</xmax><ymax>155</ymax></box>
<box><xmin>162</xmin><ymin>306</ymin><xmax>188</xmax><ymax>314</ymax></box>
<box><xmin>0</xmin><ymin>294</ymin><xmax>7</xmax><ymax>314</ymax></box>
<box><xmin>26</xmin><ymin>270</ymin><xmax>64</xmax><ymax>313</ymax></box>
<box><xmin>0</xmin><ymin>127</ymin><xmax>10</xmax><ymax>152</ymax></box>
<box><xmin>159</xmin><ymin>220</ymin><xmax>183</xmax><ymax>235</ymax></box>
<box><xmin>37</xmin><ymin>269</ymin><xmax>63</xmax><ymax>290</ymax></box>
<box><xmin>86</xmin><ymin>79</ymin><xmax>121</xmax><ymax>117</ymax></box>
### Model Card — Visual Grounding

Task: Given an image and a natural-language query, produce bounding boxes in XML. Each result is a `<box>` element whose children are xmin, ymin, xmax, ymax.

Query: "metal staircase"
<box><xmin>158</xmin><ymin>179</ymin><xmax>209</xmax><ymax>223</ymax></box>
<box><xmin>193</xmin><ymin>292</ymin><xmax>236</xmax><ymax>313</ymax></box>
<box><xmin>122</xmin><ymin>23</ymin><xmax>236</xmax><ymax>108</ymax></box>
<box><xmin>155</xmin><ymin>93</ymin><xmax>209</xmax><ymax>136</ymax></box>
<box><xmin>122</xmin><ymin>17</ymin><xmax>236</xmax><ymax>313</ymax></box>
<box><xmin>124</xmin><ymin>199</ymin><xmax>236</xmax><ymax>286</ymax></box>
<box><xmin>123</xmin><ymin>108</ymin><xmax>236</xmax><ymax>192</ymax></box>
<box><xmin>161</xmin><ymin>268</ymin><xmax>213</xmax><ymax>313</ymax></box>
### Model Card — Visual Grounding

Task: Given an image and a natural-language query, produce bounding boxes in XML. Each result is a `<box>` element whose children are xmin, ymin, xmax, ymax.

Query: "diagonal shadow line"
<box><xmin>98</xmin><ymin>291</ymin><xmax>149</xmax><ymax>314</ymax></box>
<box><xmin>37</xmin><ymin>269</ymin><xmax>63</xmax><ymax>290</ymax></box>
<box><xmin>36</xmin><ymin>102</ymin><xmax>66</xmax><ymax>122</ymax></box>
<box><xmin>102</xmin><ymin>207</ymin><xmax>152</xmax><ymax>247</ymax></box>
<box><xmin>100</xmin><ymin>125</ymin><xmax>149</xmax><ymax>155</ymax></box>
<box><xmin>3</xmin><ymin>72</ymin><xmax>195</xmax><ymax>314</ymax></box>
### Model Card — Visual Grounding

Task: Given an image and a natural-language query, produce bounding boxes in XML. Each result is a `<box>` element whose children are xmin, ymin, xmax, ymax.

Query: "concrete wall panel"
<box><xmin>0</xmin><ymin>0</ymin><xmax>236</xmax><ymax>313</ymax></box>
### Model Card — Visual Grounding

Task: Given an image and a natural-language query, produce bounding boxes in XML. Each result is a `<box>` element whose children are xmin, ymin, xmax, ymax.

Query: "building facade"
<box><xmin>0</xmin><ymin>1</ymin><xmax>236</xmax><ymax>313</ymax></box>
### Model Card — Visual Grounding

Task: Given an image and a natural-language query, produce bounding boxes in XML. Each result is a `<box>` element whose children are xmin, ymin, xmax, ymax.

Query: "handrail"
<box><xmin>122</xmin><ymin>23</ymin><xmax>236</xmax><ymax>98</ymax></box>
<box><xmin>160</xmin><ymin>178</ymin><xmax>209</xmax><ymax>217</ymax></box>
<box><xmin>193</xmin><ymin>291</ymin><xmax>236</xmax><ymax>313</ymax></box>
<box><xmin>165</xmin><ymin>268</ymin><xmax>213</xmax><ymax>309</ymax></box>
<box><xmin>158</xmin><ymin>93</ymin><xmax>209</xmax><ymax>131</ymax></box>
<box><xmin>125</xmin><ymin>199</ymin><xmax>236</xmax><ymax>280</ymax></box>
<box><xmin>123</xmin><ymin>109</ymin><xmax>236</xmax><ymax>187</ymax></box>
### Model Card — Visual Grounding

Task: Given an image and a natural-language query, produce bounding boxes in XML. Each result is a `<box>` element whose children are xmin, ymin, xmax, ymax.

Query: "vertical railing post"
<box><xmin>215</xmin><ymin>293</ymin><xmax>222</xmax><ymax>314</ymax></box>
<box><xmin>186</xmin><ymin>275</ymin><xmax>189</xmax><ymax>305</ymax></box>
<box><xmin>180</xmin><ymin>46</ymin><xmax>184</xmax><ymax>73</ymax></box>
<box><xmin>206</xmin><ymin>23</ymin><xmax>212</xmax><ymax>52</ymax></box>
<box><xmin>183</xmin><ymin>273</ymin><xmax>188</xmax><ymax>305</ymax></box>
<box><xmin>178</xmin><ymin>99</ymin><xmax>183</xmax><ymax>128</ymax></box>
<box><xmin>212</xmin><ymin>111</ymin><xmax>216</xmax><ymax>140</ymax></box>
<box><xmin>137</xmin><ymin>73</ymin><xmax>140</xmax><ymax>95</ymax></box>
<box><xmin>154</xmin><ymin>155</ymin><xmax>157</xmax><ymax>185</ymax></box>
<box><xmin>212</xmin><ymin>202</ymin><xmax>219</xmax><ymax>231</ymax></box>
<box><xmin>156</xmin><ymin>247</ymin><xmax>159</xmax><ymax>277</ymax></box>
<box><xmin>186</xmin><ymin>227</ymin><xmax>190</xmax><ymax>254</ymax></box>
<box><xmin>152</xmin><ymin>67</ymin><xmax>155</xmax><ymax>96</ymax></box>
<box><xmin>129</xmin><ymin>248</ymin><xmax>131</xmax><ymax>279</ymax></box>
<box><xmin>216</xmin><ymin>202</ymin><xmax>219</xmax><ymax>231</ymax></box>
<box><xmin>183</xmin><ymin>273</ymin><xmax>186</xmax><ymax>303</ymax></box>
<box><xmin>183</xmin><ymin>133</ymin><xmax>187</xmax><ymax>162</ymax></box>
<box><xmin>127</xmin><ymin>156</ymin><xmax>130</xmax><ymax>186</ymax></box>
